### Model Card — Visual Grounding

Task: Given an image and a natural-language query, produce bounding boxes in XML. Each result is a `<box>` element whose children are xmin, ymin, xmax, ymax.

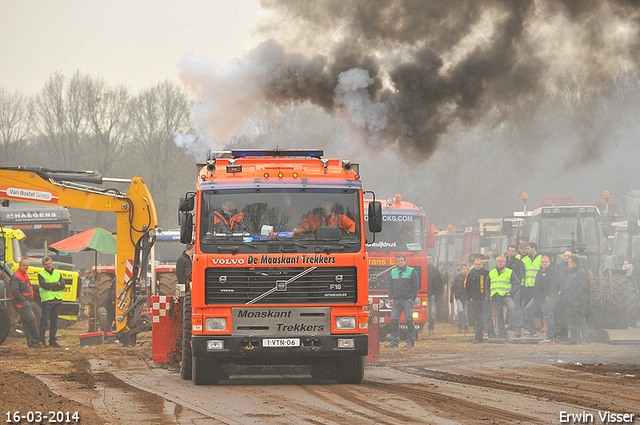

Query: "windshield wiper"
<box><xmin>246</xmin><ymin>266</ymin><xmax>318</xmax><ymax>304</ymax></box>
<box><xmin>320</xmin><ymin>245</ymin><xmax>345</xmax><ymax>254</ymax></box>
<box><xmin>217</xmin><ymin>242</ymin><xmax>258</xmax><ymax>253</ymax></box>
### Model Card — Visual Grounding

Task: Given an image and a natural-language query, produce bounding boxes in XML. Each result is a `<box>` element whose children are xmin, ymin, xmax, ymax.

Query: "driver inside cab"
<box><xmin>295</xmin><ymin>201</ymin><xmax>355</xmax><ymax>234</ymax></box>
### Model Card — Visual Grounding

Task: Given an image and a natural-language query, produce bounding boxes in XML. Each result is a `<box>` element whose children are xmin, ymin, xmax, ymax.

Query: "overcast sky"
<box><xmin>3</xmin><ymin>1</ymin><xmax>640</xmax><ymax>226</ymax></box>
<box><xmin>0</xmin><ymin>0</ymin><xmax>269</xmax><ymax>95</ymax></box>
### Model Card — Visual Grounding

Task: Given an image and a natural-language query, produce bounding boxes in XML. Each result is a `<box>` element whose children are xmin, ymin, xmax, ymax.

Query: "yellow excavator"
<box><xmin>0</xmin><ymin>167</ymin><xmax>158</xmax><ymax>345</ymax></box>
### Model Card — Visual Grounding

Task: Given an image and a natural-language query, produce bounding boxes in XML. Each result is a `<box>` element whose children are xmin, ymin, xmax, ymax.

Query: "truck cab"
<box><xmin>177</xmin><ymin>149</ymin><xmax>381</xmax><ymax>385</ymax></box>
<box><xmin>365</xmin><ymin>195</ymin><xmax>429</xmax><ymax>337</ymax></box>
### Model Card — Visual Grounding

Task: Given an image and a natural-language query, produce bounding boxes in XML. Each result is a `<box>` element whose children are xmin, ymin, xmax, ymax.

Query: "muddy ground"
<box><xmin>0</xmin><ymin>323</ymin><xmax>638</xmax><ymax>424</ymax></box>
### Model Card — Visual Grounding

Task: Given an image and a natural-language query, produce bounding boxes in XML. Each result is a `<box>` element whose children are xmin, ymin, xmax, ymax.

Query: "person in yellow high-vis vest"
<box><xmin>489</xmin><ymin>256</ymin><xmax>521</xmax><ymax>339</ymax></box>
<box><xmin>521</xmin><ymin>242</ymin><xmax>542</xmax><ymax>330</ymax></box>
<box><xmin>38</xmin><ymin>256</ymin><xmax>66</xmax><ymax>348</ymax></box>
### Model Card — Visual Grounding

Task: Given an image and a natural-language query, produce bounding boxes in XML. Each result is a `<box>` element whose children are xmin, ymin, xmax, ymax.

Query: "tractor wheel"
<box><xmin>0</xmin><ymin>307</ymin><xmax>10</xmax><ymax>345</ymax></box>
<box><xmin>57</xmin><ymin>319</ymin><xmax>76</xmax><ymax>329</ymax></box>
<box><xmin>82</xmin><ymin>273</ymin><xmax>113</xmax><ymax>332</ymax></box>
<box><xmin>32</xmin><ymin>302</ymin><xmax>42</xmax><ymax>330</ymax></box>
<box><xmin>336</xmin><ymin>355</ymin><xmax>365</xmax><ymax>384</ymax></box>
<box><xmin>119</xmin><ymin>332</ymin><xmax>137</xmax><ymax>347</ymax></box>
<box><xmin>604</xmin><ymin>274</ymin><xmax>636</xmax><ymax>329</ymax></box>
<box><xmin>158</xmin><ymin>273</ymin><xmax>178</xmax><ymax>296</ymax></box>
<box><xmin>180</xmin><ymin>293</ymin><xmax>192</xmax><ymax>380</ymax></box>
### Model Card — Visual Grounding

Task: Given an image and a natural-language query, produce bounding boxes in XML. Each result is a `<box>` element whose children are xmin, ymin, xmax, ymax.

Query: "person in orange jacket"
<box><xmin>295</xmin><ymin>201</ymin><xmax>355</xmax><ymax>234</ymax></box>
<box><xmin>10</xmin><ymin>258</ymin><xmax>42</xmax><ymax>348</ymax></box>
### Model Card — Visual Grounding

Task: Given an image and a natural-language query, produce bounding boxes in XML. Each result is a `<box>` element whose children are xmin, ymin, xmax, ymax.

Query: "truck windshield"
<box><xmin>435</xmin><ymin>234</ymin><xmax>464</xmax><ymax>263</ymax></box>
<box><xmin>199</xmin><ymin>189</ymin><xmax>360</xmax><ymax>252</ymax></box>
<box><xmin>537</xmin><ymin>215</ymin><xmax>601</xmax><ymax>254</ymax></box>
<box><xmin>365</xmin><ymin>215</ymin><xmax>424</xmax><ymax>252</ymax></box>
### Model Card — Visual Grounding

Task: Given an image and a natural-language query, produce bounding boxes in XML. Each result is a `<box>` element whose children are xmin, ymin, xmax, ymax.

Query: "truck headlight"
<box><xmin>336</xmin><ymin>316</ymin><xmax>356</xmax><ymax>330</ymax></box>
<box><xmin>205</xmin><ymin>318</ymin><xmax>226</xmax><ymax>331</ymax></box>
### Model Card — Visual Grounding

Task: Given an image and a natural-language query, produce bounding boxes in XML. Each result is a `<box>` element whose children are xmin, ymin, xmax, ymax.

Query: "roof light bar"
<box><xmin>231</xmin><ymin>149</ymin><xmax>323</xmax><ymax>158</ymax></box>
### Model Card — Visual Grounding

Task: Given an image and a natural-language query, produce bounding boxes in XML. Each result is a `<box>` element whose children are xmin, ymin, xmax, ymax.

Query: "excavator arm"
<box><xmin>0</xmin><ymin>167</ymin><xmax>158</xmax><ymax>344</ymax></box>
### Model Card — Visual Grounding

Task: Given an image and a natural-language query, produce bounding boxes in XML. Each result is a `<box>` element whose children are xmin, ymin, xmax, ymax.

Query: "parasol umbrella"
<box><xmin>50</xmin><ymin>226</ymin><xmax>117</xmax><ymax>255</ymax></box>
<box><xmin>49</xmin><ymin>226</ymin><xmax>117</xmax><ymax>272</ymax></box>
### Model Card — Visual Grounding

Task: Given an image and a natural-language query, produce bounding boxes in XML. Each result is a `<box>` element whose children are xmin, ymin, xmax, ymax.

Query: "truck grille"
<box><xmin>204</xmin><ymin>267</ymin><xmax>357</xmax><ymax>304</ymax></box>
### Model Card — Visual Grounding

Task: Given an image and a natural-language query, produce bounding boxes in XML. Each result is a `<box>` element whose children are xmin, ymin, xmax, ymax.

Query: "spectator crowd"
<box><xmin>448</xmin><ymin>243</ymin><xmax>591</xmax><ymax>345</ymax></box>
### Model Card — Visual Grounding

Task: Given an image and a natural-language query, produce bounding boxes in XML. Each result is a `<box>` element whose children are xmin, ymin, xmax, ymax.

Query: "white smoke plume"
<box><xmin>334</xmin><ymin>68</ymin><xmax>388</xmax><ymax>146</ymax></box>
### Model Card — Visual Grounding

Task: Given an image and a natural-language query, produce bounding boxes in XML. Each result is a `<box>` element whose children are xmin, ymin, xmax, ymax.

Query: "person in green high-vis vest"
<box><xmin>38</xmin><ymin>256</ymin><xmax>66</xmax><ymax>348</ymax></box>
<box><xmin>522</xmin><ymin>242</ymin><xmax>542</xmax><ymax>330</ymax></box>
<box><xmin>385</xmin><ymin>253</ymin><xmax>420</xmax><ymax>348</ymax></box>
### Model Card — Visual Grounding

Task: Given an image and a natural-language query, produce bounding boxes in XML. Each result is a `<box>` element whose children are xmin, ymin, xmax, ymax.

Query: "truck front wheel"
<box><xmin>336</xmin><ymin>355</ymin><xmax>365</xmax><ymax>384</ymax></box>
<box><xmin>180</xmin><ymin>293</ymin><xmax>192</xmax><ymax>380</ymax></box>
<box><xmin>192</xmin><ymin>355</ymin><xmax>222</xmax><ymax>385</ymax></box>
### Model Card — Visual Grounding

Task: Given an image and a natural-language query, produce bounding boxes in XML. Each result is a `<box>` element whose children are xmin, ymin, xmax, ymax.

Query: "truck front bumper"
<box><xmin>192</xmin><ymin>334</ymin><xmax>368</xmax><ymax>364</ymax></box>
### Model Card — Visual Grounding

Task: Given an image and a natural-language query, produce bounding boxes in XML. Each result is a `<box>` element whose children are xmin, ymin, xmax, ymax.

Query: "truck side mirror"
<box><xmin>368</xmin><ymin>201</ymin><xmax>382</xmax><ymax>233</ymax></box>
<box><xmin>426</xmin><ymin>227</ymin><xmax>436</xmax><ymax>249</ymax></box>
<box><xmin>179</xmin><ymin>193</ymin><xmax>195</xmax><ymax>212</ymax></box>
<box><xmin>180</xmin><ymin>212</ymin><xmax>194</xmax><ymax>244</ymax></box>
<box><xmin>501</xmin><ymin>220</ymin><xmax>514</xmax><ymax>237</ymax></box>
<box><xmin>629</xmin><ymin>217</ymin><xmax>638</xmax><ymax>236</ymax></box>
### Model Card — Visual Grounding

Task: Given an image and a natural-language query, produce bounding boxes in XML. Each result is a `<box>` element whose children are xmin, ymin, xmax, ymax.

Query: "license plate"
<box><xmin>262</xmin><ymin>338</ymin><xmax>300</xmax><ymax>347</ymax></box>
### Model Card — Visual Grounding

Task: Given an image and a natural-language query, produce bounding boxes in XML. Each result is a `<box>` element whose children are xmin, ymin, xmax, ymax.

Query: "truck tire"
<box><xmin>336</xmin><ymin>355</ymin><xmax>365</xmax><ymax>384</ymax></box>
<box><xmin>310</xmin><ymin>362</ymin><xmax>337</xmax><ymax>381</ymax></box>
<box><xmin>157</xmin><ymin>273</ymin><xmax>178</xmax><ymax>296</ymax></box>
<box><xmin>0</xmin><ymin>306</ymin><xmax>10</xmax><ymax>345</ymax></box>
<box><xmin>180</xmin><ymin>293</ymin><xmax>192</xmax><ymax>380</ymax></box>
<box><xmin>192</xmin><ymin>355</ymin><xmax>222</xmax><ymax>385</ymax></box>
<box><xmin>604</xmin><ymin>274</ymin><xmax>636</xmax><ymax>329</ymax></box>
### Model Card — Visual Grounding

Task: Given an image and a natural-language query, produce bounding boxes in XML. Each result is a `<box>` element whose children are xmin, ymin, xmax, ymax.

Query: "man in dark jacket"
<box><xmin>426</xmin><ymin>255</ymin><xmax>443</xmax><ymax>333</ymax></box>
<box><xmin>38</xmin><ymin>256</ymin><xmax>66</xmax><ymax>348</ymax></box>
<box><xmin>450</xmin><ymin>263</ymin><xmax>469</xmax><ymax>332</ymax></box>
<box><xmin>466</xmin><ymin>257</ymin><xmax>494</xmax><ymax>342</ymax></box>
<box><xmin>386</xmin><ymin>253</ymin><xmax>420</xmax><ymax>348</ymax></box>
<box><xmin>562</xmin><ymin>256</ymin><xmax>590</xmax><ymax>344</ymax></box>
<box><xmin>554</xmin><ymin>250</ymin><xmax>572</xmax><ymax>340</ymax></box>
<box><xmin>524</xmin><ymin>255</ymin><xmax>560</xmax><ymax>343</ymax></box>
<box><xmin>505</xmin><ymin>245</ymin><xmax>525</xmax><ymax>329</ymax></box>
<box><xmin>176</xmin><ymin>244</ymin><xmax>194</xmax><ymax>295</ymax></box>
<box><xmin>556</xmin><ymin>251</ymin><xmax>572</xmax><ymax>281</ymax></box>
<box><xmin>10</xmin><ymin>259</ymin><xmax>42</xmax><ymax>348</ymax></box>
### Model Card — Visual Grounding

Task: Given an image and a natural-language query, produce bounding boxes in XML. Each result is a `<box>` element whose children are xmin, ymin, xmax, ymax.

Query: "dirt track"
<box><xmin>0</xmin><ymin>323</ymin><xmax>638</xmax><ymax>424</ymax></box>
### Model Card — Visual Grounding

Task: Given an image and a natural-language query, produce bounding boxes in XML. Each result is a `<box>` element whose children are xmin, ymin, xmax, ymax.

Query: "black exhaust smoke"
<box><xmin>178</xmin><ymin>0</ymin><xmax>640</xmax><ymax>162</ymax></box>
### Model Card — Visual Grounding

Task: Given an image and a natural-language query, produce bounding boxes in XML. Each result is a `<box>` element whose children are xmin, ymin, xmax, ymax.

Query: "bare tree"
<box><xmin>35</xmin><ymin>72</ymin><xmax>89</xmax><ymax>169</ymax></box>
<box><xmin>129</xmin><ymin>81</ymin><xmax>193</xmax><ymax>228</ymax></box>
<box><xmin>81</xmin><ymin>78</ymin><xmax>131</xmax><ymax>175</ymax></box>
<box><xmin>0</xmin><ymin>89</ymin><xmax>33</xmax><ymax>165</ymax></box>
